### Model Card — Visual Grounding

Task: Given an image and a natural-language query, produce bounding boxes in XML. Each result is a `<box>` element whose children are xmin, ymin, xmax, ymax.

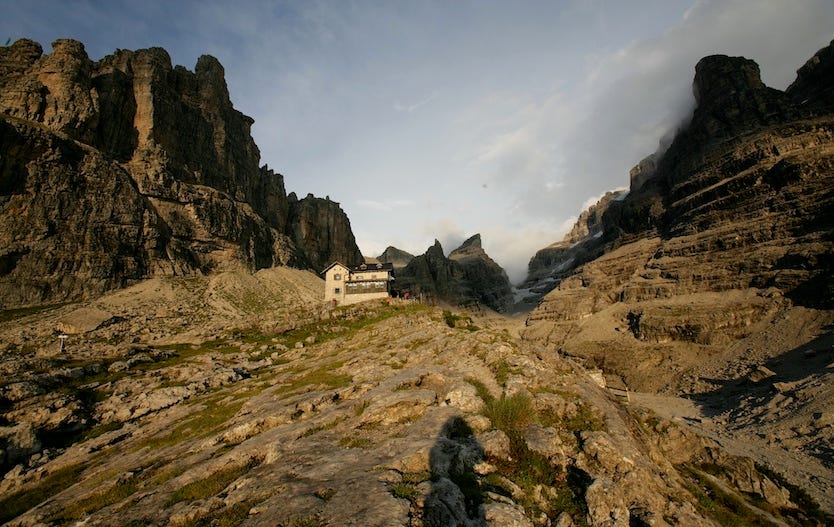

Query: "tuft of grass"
<box><xmin>464</xmin><ymin>377</ymin><xmax>494</xmax><ymax>404</ymax></box>
<box><xmin>0</xmin><ymin>463</ymin><xmax>86</xmax><ymax>523</ymax></box>
<box><xmin>390</xmin><ymin>482</ymin><xmax>420</xmax><ymax>502</ymax></box>
<box><xmin>165</xmin><ymin>457</ymin><xmax>261</xmax><ymax>508</ymax></box>
<box><xmin>483</xmin><ymin>393</ymin><xmax>533</xmax><ymax>434</ymax></box>
<box><xmin>298</xmin><ymin>417</ymin><xmax>345</xmax><ymax>439</ymax></box>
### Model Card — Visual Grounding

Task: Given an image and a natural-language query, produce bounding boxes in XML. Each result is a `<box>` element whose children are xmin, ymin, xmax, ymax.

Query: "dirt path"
<box><xmin>631</xmin><ymin>392</ymin><xmax>834</xmax><ymax>515</ymax></box>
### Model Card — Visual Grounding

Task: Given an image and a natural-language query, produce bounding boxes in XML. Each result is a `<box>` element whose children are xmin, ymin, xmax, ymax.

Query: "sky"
<box><xmin>2</xmin><ymin>1</ymin><xmax>832</xmax><ymax>284</ymax></box>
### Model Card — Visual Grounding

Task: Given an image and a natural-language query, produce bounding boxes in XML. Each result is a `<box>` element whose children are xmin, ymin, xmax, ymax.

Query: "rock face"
<box><xmin>394</xmin><ymin>235</ymin><xmax>514</xmax><ymax>312</ymax></box>
<box><xmin>286</xmin><ymin>193</ymin><xmax>364</xmax><ymax>272</ymax></box>
<box><xmin>0</xmin><ymin>39</ymin><xmax>361</xmax><ymax>307</ymax></box>
<box><xmin>524</xmin><ymin>43</ymin><xmax>834</xmax><ymax>406</ymax></box>
<box><xmin>377</xmin><ymin>246</ymin><xmax>415</xmax><ymax>269</ymax></box>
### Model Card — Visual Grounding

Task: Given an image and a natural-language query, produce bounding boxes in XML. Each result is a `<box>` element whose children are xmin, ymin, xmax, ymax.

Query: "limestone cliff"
<box><xmin>524</xmin><ymin>42</ymin><xmax>834</xmax><ymax>389</ymax></box>
<box><xmin>394</xmin><ymin>235</ymin><xmax>514</xmax><ymax>311</ymax></box>
<box><xmin>0</xmin><ymin>39</ymin><xmax>361</xmax><ymax>307</ymax></box>
<box><xmin>286</xmin><ymin>193</ymin><xmax>364</xmax><ymax>272</ymax></box>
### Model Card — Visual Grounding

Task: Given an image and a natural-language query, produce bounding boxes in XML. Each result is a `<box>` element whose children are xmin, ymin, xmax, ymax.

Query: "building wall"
<box><xmin>324</xmin><ymin>263</ymin><xmax>392</xmax><ymax>305</ymax></box>
<box><xmin>340</xmin><ymin>290</ymin><xmax>390</xmax><ymax>305</ymax></box>
<box><xmin>323</xmin><ymin>264</ymin><xmax>349</xmax><ymax>303</ymax></box>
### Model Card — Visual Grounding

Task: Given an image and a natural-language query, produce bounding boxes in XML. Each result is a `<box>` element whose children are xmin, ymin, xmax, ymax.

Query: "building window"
<box><xmin>334</xmin><ymin>287</ymin><xmax>341</xmax><ymax>295</ymax></box>
<box><xmin>334</xmin><ymin>273</ymin><xmax>342</xmax><ymax>281</ymax></box>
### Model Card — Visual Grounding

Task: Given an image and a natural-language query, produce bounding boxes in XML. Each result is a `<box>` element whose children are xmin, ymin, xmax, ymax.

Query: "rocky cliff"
<box><xmin>519</xmin><ymin>190</ymin><xmax>626</xmax><ymax>306</ymax></box>
<box><xmin>0</xmin><ymin>39</ymin><xmax>361</xmax><ymax>308</ymax></box>
<box><xmin>522</xmin><ymin>43</ymin><xmax>834</xmax><ymax>494</ymax></box>
<box><xmin>394</xmin><ymin>235</ymin><xmax>514</xmax><ymax>312</ymax></box>
<box><xmin>286</xmin><ymin>193</ymin><xmax>364</xmax><ymax>272</ymax></box>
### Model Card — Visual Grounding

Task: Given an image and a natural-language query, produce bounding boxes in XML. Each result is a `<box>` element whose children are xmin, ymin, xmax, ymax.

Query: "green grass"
<box><xmin>178</xmin><ymin>498</ymin><xmax>266</xmax><ymax>527</ymax></box>
<box><xmin>138</xmin><ymin>395</ymin><xmax>247</xmax><ymax>452</ymax></box>
<box><xmin>339</xmin><ymin>436</ymin><xmax>371</xmax><ymax>449</ymax></box>
<box><xmin>482</xmin><ymin>393</ymin><xmax>534</xmax><ymax>434</ymax></box>
<box><xmin>0</xmin><ymin>463</ymin><xmax>86</xmax><ymax>523</ymax></box>
<box><xmin>464</xmin><ymin>377</ymin><xmax>494</xmax><ymax>405</ymax></box>
<box><xmin>48</xmin><ymin>474</ymin><xmax>138</xmax><ymax>525</ymax></box>
<box><xmin>390</xmin><ymin>482</ymin><xmax>420</xmax><ymax>502</ymax></box>
<box><xmin>754</xmin><ymin>463</ymin><xmax>834</xmax><ymax>525</ymax></box>
<box><xmin>165</xmin><ymin>458</ymin><xmax>261</xmax><ymax>508</ymax></box>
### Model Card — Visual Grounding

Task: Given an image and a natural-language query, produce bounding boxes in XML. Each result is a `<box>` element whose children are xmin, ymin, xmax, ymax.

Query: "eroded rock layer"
<box><xmin>524</xmin><ymin>44</ymin><xmax>834</xmax><ymax>385</ymax></box>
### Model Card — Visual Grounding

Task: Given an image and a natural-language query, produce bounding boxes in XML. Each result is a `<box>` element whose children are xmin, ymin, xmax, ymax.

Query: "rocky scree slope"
<box><xmin>0</xmin><ymin>38</ymin><xmax>362</xmax><ymax>308</ymax></box>
<box><xmin>523</xmin><ymin>42</ymin><xmax>834</xmax><ymax>511</ymax></box>
<box><xmin>0</xmin><ymin>275</ymin><xmax>828</xmax><ymax>526</ymax></box>
<box><xmin>393</xmin><ymin>234</ymin><xmax>515</xmax><ymax>312</ymax></box>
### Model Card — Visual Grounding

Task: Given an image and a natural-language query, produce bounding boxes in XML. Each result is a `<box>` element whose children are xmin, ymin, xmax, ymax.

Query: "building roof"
<box><xmin>350</xmin><ymin>262</ymin><xmax>394</xmax><ymax>272</ymax></box>
<box><xmin>321</xmin><ymin>261</ymin><xmax>394</xmax><ymax>275</ymax></box>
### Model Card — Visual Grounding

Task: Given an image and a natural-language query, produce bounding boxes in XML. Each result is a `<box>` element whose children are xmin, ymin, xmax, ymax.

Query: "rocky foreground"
<box><xmin>1</xmin><ymin>271</ymin><xmax>831</xmax><ymax>526</ymax></box>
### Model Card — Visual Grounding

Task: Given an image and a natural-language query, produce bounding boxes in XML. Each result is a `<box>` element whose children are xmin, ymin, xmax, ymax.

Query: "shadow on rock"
<box><xmin>424</xmin><ymin>416</ymin><xmax>486</xmax><ymax>527</ymax></box>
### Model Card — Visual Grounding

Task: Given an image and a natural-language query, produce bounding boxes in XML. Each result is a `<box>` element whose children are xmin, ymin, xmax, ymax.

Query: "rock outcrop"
<box><xmin>394</xmin><ymin>235</ymin><xmax>514</xmax><ymax>312</ymax></box>
<box><xmin>0</xmin><ymin>38</ymin><xmax>361</xmax><ymax>308</ymax></box>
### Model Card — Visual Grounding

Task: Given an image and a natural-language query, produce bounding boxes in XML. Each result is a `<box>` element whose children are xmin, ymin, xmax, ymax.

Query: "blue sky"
<box><xmin>2</xmin><ymin>0</ymin><xmax>832</xmax><ymax>283</ymax></box>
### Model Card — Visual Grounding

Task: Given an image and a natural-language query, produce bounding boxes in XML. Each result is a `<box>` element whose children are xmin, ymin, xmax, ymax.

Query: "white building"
<box><xmin>322</xmin><ymin>261</ymin><xmax>394</xmax><ymax>305</ymax></box>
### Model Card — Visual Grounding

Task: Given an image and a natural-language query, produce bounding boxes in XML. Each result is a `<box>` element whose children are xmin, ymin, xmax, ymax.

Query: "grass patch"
<box><xmin>390</xmin><ymin>482</ymin><xmax>420</xmax><ymax>502</ymax></box>
<box><xmin>339</xmin><ymin>436</ymin><xmax>371</xmax><ymax>449</ymax></box>
<box><xmin>138</xmin><ymin>396</ymin><xmax>246</xmax><ymax>452</ymax></box>
<box><xmin>48</xmin><ymin>474</ymin><xmax>138</xmax><ymax>524</ymax></box>
<box><xmin>281</xmin><ymin>364</ymin><xmax>352</xmax><ymax>395</ymax></box>
<box><xmin>483</xmin><ymin>393</ymin><xmax>533</xmax><ymax>434</ymax></box>
<box><xmin>0</xmin><ymin>463</ymin><xmax>86</xmax><ymax>523</ymax></box>
<box><xmin>484</xmin><ymin>436</ymin><xmax>591</xmax><ymax>526</ymax></box>
<box><xmin>179</xmin><ymin>498</ymin><xmax>266</xmax><ymax>527</ymax></box>
<box><xmin>165</xmin><ymin>457</ymin><xmax>261</xmax><ymax>508</ymax></box>
<box><xmin>754</xmin><ymin>463</ymin><xmax>834</xmax><ymax>525</ymax></box>
<box><xmin>490</xmin><ymin>359</ymin><xmax>522</xmax><ymax>387</ymax></box>
<box><xmin>298</xmin><ymin>417</ymin><xmax>345</xmax><ymax>439</ymax></box>
<box><xmin>464</xmin><ymin>377</ymin><xmax>494</xmax><ymax>405</ymax></box>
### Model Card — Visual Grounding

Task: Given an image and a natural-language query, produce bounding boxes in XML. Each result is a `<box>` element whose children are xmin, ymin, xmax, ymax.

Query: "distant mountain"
<box><xmin>377</xmin><ymin>246</ymin><xmax>415</xmax><ymax>269</ymax></box>
<box><xmin>0</xmin><ymin>39</ymin><xmax>362</xmax><ymax>307</ymax></box>
<box><xmin>393</xmin><ymin>234</ymin><xmax>514</xmax><ymax>311</ymax></box>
